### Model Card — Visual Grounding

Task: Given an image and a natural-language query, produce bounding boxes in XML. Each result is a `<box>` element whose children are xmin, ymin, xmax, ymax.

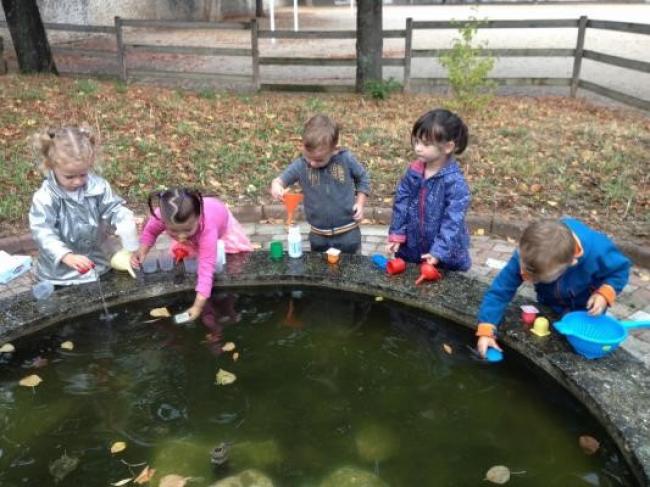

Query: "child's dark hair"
<box><xmin>148</xmin><ymin>188</ymin><xmax>204</xmax><ymax>225</ymax></box>
<box><xmin>411</xmin><ymin>108</ymin><xmax>468</xmax><ymax>154</ymax></box>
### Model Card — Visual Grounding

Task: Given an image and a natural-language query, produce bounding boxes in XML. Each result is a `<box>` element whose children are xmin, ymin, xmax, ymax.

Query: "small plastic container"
<box><xmin>184</xmin><ymin>257</ymin><xmax>198</xmax><ymax>274</ymax></box>
<box><xmin>269</xmin><ymin>241</ymin><xmax>283</xmax><ymax>261</ymax></box>
<box><xmin>159</xmin><ymin>252</ymin><xmax>175</xmax><ymax>272</ymax></box>
<box><xmin>142</xmin><ymin>254</ymin><xmax>158</xmax><ymax>274</ymax></box>
<box><xmin>116</xmin><ymin>221</ymin><xmax>140</xmax><ymax>252</ymax></box>
<box><xmin>215</xmin><ymin>240</ymin><xmax>226</xmax><ymax>273</ymax></box>
<box><xmin>32</xmin><ymin>280</ymin><xmax>54</xmax><ymax>301</ymax></box>
<box><xmin>325</xmin><ymin>248</ymin><xmax>341</xmax><ymax>264</ymax></box>
<box><xmin>287</xmin><ymin>226</ymin><xmax>303</xmax><ymax>258</ymax></box>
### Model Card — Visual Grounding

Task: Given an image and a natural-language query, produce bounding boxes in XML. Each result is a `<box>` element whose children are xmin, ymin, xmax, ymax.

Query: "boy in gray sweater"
<box><xmin>270</xmin><ymin>114</ymin><xmax>370</xmax><ymax>253</ymax></box>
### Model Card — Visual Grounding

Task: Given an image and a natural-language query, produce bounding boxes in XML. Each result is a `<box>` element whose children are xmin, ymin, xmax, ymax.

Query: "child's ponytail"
<box><xmin>149</xmin><ymin>188</ymin><xmax>205</xmax><ymax>228</ymax></box>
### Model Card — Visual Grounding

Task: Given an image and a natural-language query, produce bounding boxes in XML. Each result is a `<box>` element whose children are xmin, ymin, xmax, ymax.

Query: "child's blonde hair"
<box><xmin>33</xmin><ymin>125</ymin><xmax>97</xmax><ymax>175</ymax></box>
<box><xmin>302</xmin><ymin>114</ymin><xmax>339</xmax><ymax>151</ymax></box>
<box><xmin>519</xmin><ymin>220</ymin><xmax>575</xmax><ymax>278</ymax></box>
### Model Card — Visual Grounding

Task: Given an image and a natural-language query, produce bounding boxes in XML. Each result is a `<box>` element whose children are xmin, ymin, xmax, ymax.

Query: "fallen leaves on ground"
<box><xmin>150</xmin><ymin>307</ymin><xmax>171</xmax><ymax>318</ymax></box>
<box><xmin>60</xmin><ymin>341</ymin><xmax>74</xmax><ymax>351</ymax></box>
<box><xmin>19</xmin><ymin>374</ymin><xmax>43</xmax><ymax>388</ymax></box>
<box><xmin>111</xmin><ymin>441</ymin><xmax>127</xmax><ymax>454</ymax></box>
<box><xmin>215</xmin><ymin>369</ymin><xmax>237</xmax><ymax>385</ymax></box>
<box><xmin>579</xmin><ymin>435</ymin><xmax>600</xmax><ymax>455</ymax></box>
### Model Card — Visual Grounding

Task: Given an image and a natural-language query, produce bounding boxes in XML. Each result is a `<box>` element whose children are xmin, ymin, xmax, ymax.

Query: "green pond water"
<box><xmin>0</xmin><ymin>287</ymin><xmax>635</xmax><ymax>486</ymax></box>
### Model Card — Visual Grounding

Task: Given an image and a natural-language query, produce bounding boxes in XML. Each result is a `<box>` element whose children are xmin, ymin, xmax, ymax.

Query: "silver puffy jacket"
<box><xmin>29</xmin><ymin>171</ymin><xmax>136</xmax><ymax>285</ymax></box>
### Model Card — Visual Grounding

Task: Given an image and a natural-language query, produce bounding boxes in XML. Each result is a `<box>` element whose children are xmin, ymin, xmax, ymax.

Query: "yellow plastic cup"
<box><xmin>531</xmin><ymin>316</ymin><xmax>551</xmax><ymax>337</ymax></box>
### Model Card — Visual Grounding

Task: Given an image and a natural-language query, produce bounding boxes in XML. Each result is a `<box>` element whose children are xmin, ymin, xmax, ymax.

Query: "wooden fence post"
<box><xmin>571</xmin><ymin>15</ymin><xmax>588</xmax><ymax>97</ymax></box>
<box><xmin>251</xmin><ymin>17</ymin><xmax>260</xmax><ymax>90</ymax></box>
<box><xmin>0</xmin><ymin>37</ymin><xmax>6</xmax><ymax>75</ymax></box>
<box><xmin>403</xmin><ymin>17</ymin><xmax>413</xmax><ymax>92</ymax></box>
<box><xmin>115</xmin><ymin>16</ymin><xmax>127</xmax><ymax>82</ymax></box>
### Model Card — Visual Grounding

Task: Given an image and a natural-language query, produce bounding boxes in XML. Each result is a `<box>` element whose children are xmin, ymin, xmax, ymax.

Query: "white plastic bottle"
<box><xmin>287</xmin><ymin>225</ymin><xmax>303</xmax><ymax>258</ymax></box>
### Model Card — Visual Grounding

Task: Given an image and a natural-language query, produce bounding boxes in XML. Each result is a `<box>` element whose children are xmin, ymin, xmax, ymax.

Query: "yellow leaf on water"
<box><xmin>222</xmin><ymin>342</ymin><xmax>236</xmax><ymax>352</ymax></box>
<box><xmin>215</xmin><ymin>369</ymin><xmax>237</xmax><ymax>385</ymax></box>
<box><xmin>133</xmin><ymin>465</ymin><xmax>155</xmax><ymax>484</ymax></box>
<box><xmin>0</xmin><ymin>343</ymin><xmax>15</xmax><ymax>353</ymax></box>
<box><xmin>150</xmin><ymin>307</ymin><xmax>171</xmax><ymax>318</ymax></box>
<box><xmin>110</xmin><ymin>441</ymin><xmax>127</xmax><ymax>454</ymax></box>
<box><xmin>485</xmin><ymin>465</ymin><xmax>510</xmax><ymax>484</ymax></box>
<box><xmin>111</xmin><ymin>478</ymin><xmax>132</xmax><ymax>486</ymax></box>
<box><xmin>579</xmin><ymin>435</ymin><xmax>600</xmax><ymax>455</ymax></box>
<box><xmin>443</xmin><ymin>344</ymin><xmax>452</xmax><ymax>354</ymax></box>
<box><xmin>60</xmin><ymin>341</ymin><xmax>74</xmax><ymax>351</ymax></box>
<box><xmin>232</xmin><ymin>352</ymin><xmax>240</xmax><ymax>362</ymax></box>
<box><xmin>375</xmin><ymin>296</ymin><xmax>384</xmax><ymax>302</ymax></box>
<box><xmin>159</xmin><ymin>474</ymin><xmax>191</xmax><ymax>487</ymax></box>
<box><xmin>19</xmin><ymin>374</ymin><xmax>43</xmax><ymax>388</ymax></box>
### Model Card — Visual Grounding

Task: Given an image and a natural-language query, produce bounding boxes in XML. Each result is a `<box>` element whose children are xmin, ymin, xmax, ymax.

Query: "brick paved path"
<box><xmin>2</xmin><ymin>224</ymin><xmax>649</xmax><ymax>363</ymax></box>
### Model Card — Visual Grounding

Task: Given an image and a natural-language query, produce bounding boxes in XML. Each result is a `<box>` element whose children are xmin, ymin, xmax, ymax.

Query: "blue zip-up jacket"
<box><xmin>388</xmin><ymin>160</ymin><xmax>471</xmax><ymax>270</ymax></box>
<box><xmin>477</xmin><ymin>218</ymin><xmax>631</xmax><ymax>327</ymax></box>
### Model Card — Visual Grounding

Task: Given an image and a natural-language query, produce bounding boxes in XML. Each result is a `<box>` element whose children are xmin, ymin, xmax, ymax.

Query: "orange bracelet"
<box><xmin>476</xmin><ymin>323</ymin><xmax>496</xmax><ymax>338</ymax></box>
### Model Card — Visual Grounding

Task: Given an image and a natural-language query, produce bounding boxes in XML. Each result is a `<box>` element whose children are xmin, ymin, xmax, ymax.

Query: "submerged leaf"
<box><xmin>215</xmin><ymin>368</ymin><xmax>237</xmax><ymax>385</ymax></box>
<box><xmin>133</xmin><ymin>465</ymin><xmax>155</xmax><ymax>484</ymax></box>
<box><xmin>579</xmin><ymin>435</ymin><xmax>600</xmax><ymax>455</ymax></box>
<box><xmin>374</xmin><ymin>296</ymin><xmax>384</xmax><ymax>302</ymax></box>
<box><xmin>159</xmin><ymin>474</ymin><xmax>191</xmax><ymax>487</ymax></box>
<box><xmin>0</xmin><ymin>343</ymin><xmax>15</xmax><ymax>353</ymax></box>
<box><xmin>110</xmin><ymin>441</ymin><xmax>127</xmax><ymax>454</ymax></box>
<box><xmin>60</xmin><ymin>341</ymin><xmax>74</xmax><ymax>351</ymax></box>
<box><xmin>49</xmin><ymin>453</ymin><xmax>79</xmax><ymax>483</ymax></box>
<box><xmin>443</xmin><ymin>344</ymin><xmax>453</xmax><ymax>354</ymax></box>
<box><xmin>232</xmin><ymin>352</ymin><xmax>240</xmax><ymax>362</ymax></box>
<box><xmin>485</xmin><ymin>465</ymin><xmax>510</xmax><ymax>484</ymax></box>
<box><xmin>150</xmin><ymin>307</ymin><xmax>171</xmax><ymax>318</ymax></box>
<box><xmin>222</xmin><ymin>342</ymin><xmax>236</xmax><ymax>352</ymax></box>
<box><xmin>19</xmin><ymin>374</ymin><xmax>43</xmax><ymax>388</ymax></box>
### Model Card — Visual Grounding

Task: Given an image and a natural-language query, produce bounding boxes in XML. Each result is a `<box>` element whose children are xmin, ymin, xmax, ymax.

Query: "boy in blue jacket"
<box><xmin>475</xmin><ymin>218</ymin><xmax>631</xmax><ymax>357</ymax></box>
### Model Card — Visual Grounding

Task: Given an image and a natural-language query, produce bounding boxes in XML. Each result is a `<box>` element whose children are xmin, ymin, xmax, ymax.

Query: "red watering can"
<box><xmin>415</xmin><ymin>263</ymin><xmax>442</xmax><ymax>285</ymax></box>
<box><xmin>172</xmin><ymin>242</ymin><xmax>191</xmax><ymax>263</ymax></box>
<box><xmin>386</xmin><ymin>258</ymin><xmax>406</xmax><ymax>275</ymax></box>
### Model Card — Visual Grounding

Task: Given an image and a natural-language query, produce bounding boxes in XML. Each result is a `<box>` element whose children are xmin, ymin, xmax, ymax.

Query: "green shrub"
<box><xmin>364</xmin><ymin>78</ymin><xmax>402</xmax><ymax>100</ymax></box>
<box><xmin>439</xmin><ymin>18</ymin><xmax>496</xmax><ymax>112</ymax></box>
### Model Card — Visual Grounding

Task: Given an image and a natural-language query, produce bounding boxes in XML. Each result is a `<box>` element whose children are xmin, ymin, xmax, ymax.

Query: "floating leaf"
<box><xmin>443</xmin><ymin>344</ymin><xmax>453</xmax><ymax>354</ymax></box>
<box><xmin>111</xmin><ymin>478</ymin><xmax>132</xmax><ymax>486</ymax></box>
<box><xmin>374</xmin><ymin>296</ymin><xmax>384</xmax><ymax>302</ymax></box>
<box><xmin>159</xmin><ymin>474</ymin><xmax>191</xmax><ymax>487</ymax></box>
<box><xmin>222</xmin><ymin>342</ymin><xmax>236</xmax><ymax>352</ymax></box>
<box><xmin>110</xmin><ymin>441</ymin><xmax>127</xmax><ymax>454</ymax></box>
<box><xmin>49</xmin><ymin>452</ymin><xmax>79</xmax><ymax>483</ymax></box>
<box><xmin>579</xmin><ymin>435</ymin><xmax>600</xmax><ymax>455</ymax></box>
<box><xmin>215</xmin><ymin>368</ymin><xmax>237</xmax><ymax>385</ymax></box>
<box><xmin>232</xmin><ymin>352</ymin><xmax>240</xmax><ymax>362</ymax></box>
<box><xmin>150</xmin><ymin>307</ymin><xmax>171</xmax><ymax>318</ymax></box>
<box><xmin>60</xmin><ymin>341</ymin><xmax>74</xmax><ymax>351</ymax></box>
<box><xmin>133</xmin><ymin>465</ymin><xmax>155</xmax><ymax>484</ymax></box>
<box><xmin>19</xmin><ymin>374</ymin><xmax>43</xmax><ymax>388</ymax></box>
<box><xmin>485</xmin><ymin>465</ymin><xmax>510</xmax><ymax>484</ymax></box>
<box><xmin>0</xmin><ymin>343</ymin><xmax>15</xmax><ymax>353</ymax></box>
<box><xmin>475</xmin><ymin>228</ymin><xmax>485</xmax><ymax>236</ymax></box>
<box><xmin>29</xmin><ymin>356</ymin><xmax>49</xmax><ymax>369</ymax></box>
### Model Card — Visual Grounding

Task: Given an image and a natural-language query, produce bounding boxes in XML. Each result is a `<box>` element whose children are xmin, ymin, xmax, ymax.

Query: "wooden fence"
<box><xmin>0</xmin><ymin>17</ymin><xmax>648</xmax><ymax>110</ymax></box>
<box><xmin>0</xmin><ymin>36</ymin><xmax>5</xmax><ymax>75</ymax></box>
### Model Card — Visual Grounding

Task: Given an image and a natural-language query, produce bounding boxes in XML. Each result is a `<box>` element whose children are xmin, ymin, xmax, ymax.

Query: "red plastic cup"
<box><xmin>521</xmin><ymin>311</ymin><xmax>537</xmax><ymax>326</ymax></box>
<box><xmin>415</xmin><ymin>263</ymin><xmax>442</xmax><ymax>285</ymax></box>
<box><xmin>386</xmin><ymin>258</ymin><xmax>406</xmax><ymax>275</ymax></box>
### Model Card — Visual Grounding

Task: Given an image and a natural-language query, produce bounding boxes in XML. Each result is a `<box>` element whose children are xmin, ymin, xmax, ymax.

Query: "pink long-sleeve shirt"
<box><xmin>140</xmin><ymin>197</ymin><xmax>229</xmax><ymax>298</ymax></box>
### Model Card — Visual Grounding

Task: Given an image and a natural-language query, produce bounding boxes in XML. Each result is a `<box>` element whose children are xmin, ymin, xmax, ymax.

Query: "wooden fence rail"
<box><xmin>0</xmin><ymin>17</ymin><xmax>648</xmax><ymax>110</ymax></box>
<box><xmin>0</xmin><ymin>36</ymin><xmax>5</xmax><ymax>75</ymax></box>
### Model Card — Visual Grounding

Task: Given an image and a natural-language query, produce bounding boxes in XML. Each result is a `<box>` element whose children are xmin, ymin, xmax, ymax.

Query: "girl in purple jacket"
<box><xmin>387</xmin><ymin>109</ymin><xmax>471</xmax><ymax>271</ymax></box>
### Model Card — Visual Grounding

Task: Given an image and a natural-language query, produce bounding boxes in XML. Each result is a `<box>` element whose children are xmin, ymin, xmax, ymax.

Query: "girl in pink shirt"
<box><xmin>132</xmin><ymin>188</ymin><xmax>252</xmax><ymax>320</ymax></box>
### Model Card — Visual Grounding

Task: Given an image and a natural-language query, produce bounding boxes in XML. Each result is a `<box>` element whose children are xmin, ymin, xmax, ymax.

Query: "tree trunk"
<box><xmin>1</xmin><ymin>0</ymin><xmax>57</xmax><ymax>74</ymax></box>
<box><xmin>355</xmin><ymin>0</ymin><xmax>382</xmax><ymax>92</ymax></box>
<box><xmin>256</xmin><ymin>0</ymin><xmax>264</xmax><ymax>17</ymax></box>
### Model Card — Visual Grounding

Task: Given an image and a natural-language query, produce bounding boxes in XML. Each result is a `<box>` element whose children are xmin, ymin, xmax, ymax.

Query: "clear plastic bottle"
<box><xmin>215</xmin><ymin>239</ymin><xmax>226</xmax><ymax>273</ymax></box>
<box><xmin>287</xmin><ymin>225</ymin><xmax>303</xmax><ymax>258</ymax></box>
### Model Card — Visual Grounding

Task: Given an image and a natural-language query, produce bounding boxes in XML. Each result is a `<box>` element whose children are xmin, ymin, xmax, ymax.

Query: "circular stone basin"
<box><xmin>0</xmin><ymin>287</ymin><xmax>636</xmax><ymax>486</ymax></box>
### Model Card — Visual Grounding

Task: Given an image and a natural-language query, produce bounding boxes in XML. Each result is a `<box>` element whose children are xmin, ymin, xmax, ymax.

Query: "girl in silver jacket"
<box><xmin>28</xmin><ymin>126</ymin><xmax>137</xmax><ymax>285</ymax></box>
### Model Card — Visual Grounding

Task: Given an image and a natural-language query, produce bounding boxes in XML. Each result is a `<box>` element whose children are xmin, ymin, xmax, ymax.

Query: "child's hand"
<box><xmin>421</xmin><ymin>254</ymin><xmax>439</xmax><ymax>266</ymax></box>
<box><xmin>386</xmin><ymin>242</ymin><xmax>400</xmax><ymax>254</ymax></box>
<box><xmin>270</xmin><ymin>179</ymin><xmax>287</xmax><ymax>201</ymax></box>
<box><xmin>586</xmin><ymin>293</ymin><xmax>608</xmax><ymax>316</ymax></box>
<box><xmin>477</xmin><ymin>335</ymin><xmax>502</xmax><ymax>359</ymax></box>
<box><xmin>130</xmin><ymin>247</ymin><xmax>149</xmax><ymax>269</ymax></box>
<box><xmin>62</xmin><ymin>253</ymin><xmax>95</xmax><ymax>274</ymax></box>
<box><xmin>352</xmin><ymin>203</ymin><xmax>364</xmax><ymax>221</ymax></box>
<box><xmin>186</xmin><ymin>304</ymin><xmax>204</xmax><ymax>321</ymax></box>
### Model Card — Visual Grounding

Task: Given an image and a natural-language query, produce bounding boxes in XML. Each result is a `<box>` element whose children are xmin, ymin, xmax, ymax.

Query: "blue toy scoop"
<box><xmin>553</xmin><ymin>311</ymin><xmax>650</xmax><ymax>359</ymax></box>
<box><xmin>485</xmin><ymin>346</ymin><xmax>503</xmax><ymax>363</ymax></box>
<box><xmin>371</xmin><ymin>253</ymin><xmax>388</xmax><ymax>271</ymax></box>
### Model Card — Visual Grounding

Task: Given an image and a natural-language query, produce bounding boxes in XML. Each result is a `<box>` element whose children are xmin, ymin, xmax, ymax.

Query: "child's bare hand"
<box><xmin>186</xmin><ymin>304</ymin><xmax>203</xmax><ymax>321</ymax></box>
<box><xmin>62</xmin><ymin>253</ymin><xmax>95</xmax><ymax>274</ymax></box>
<box><xmin>421</xmin><ymin>254</ymin><xmax>439</xmax><ymax>266</ymax></box>
<box><xmin>586</xmin><ymin>293</ymin><xmax>608</xmax><ymax>316</ymax></box>
<box><xmin>477</xmin><ymin>335</ymin><xmax>502</xmax><ymax>359</ymax></box>
<box><xmin>352</xmin><ymin>203</ymin><xmax>364</xmax><ymax>221</ymax></box>
<box><xmin>386</xmin><ymin>242</ymin><xmax>400</xmax><ymax>254</ymax></box>
<box><xmin>130</xmin><ymin>247</ymin><xmax>149</xmax><ymax>269</ymax></box>
<box><xmin>270</xmin><ymin>179</ymin><xmax>287</xmax><ymax>201</ymax></box>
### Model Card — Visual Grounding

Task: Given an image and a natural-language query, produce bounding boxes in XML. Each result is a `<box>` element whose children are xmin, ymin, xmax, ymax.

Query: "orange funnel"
<box><xmin>282</xmin><ymin>193</ymin><xmax>303</xmax><ymax>225</ymax></box>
